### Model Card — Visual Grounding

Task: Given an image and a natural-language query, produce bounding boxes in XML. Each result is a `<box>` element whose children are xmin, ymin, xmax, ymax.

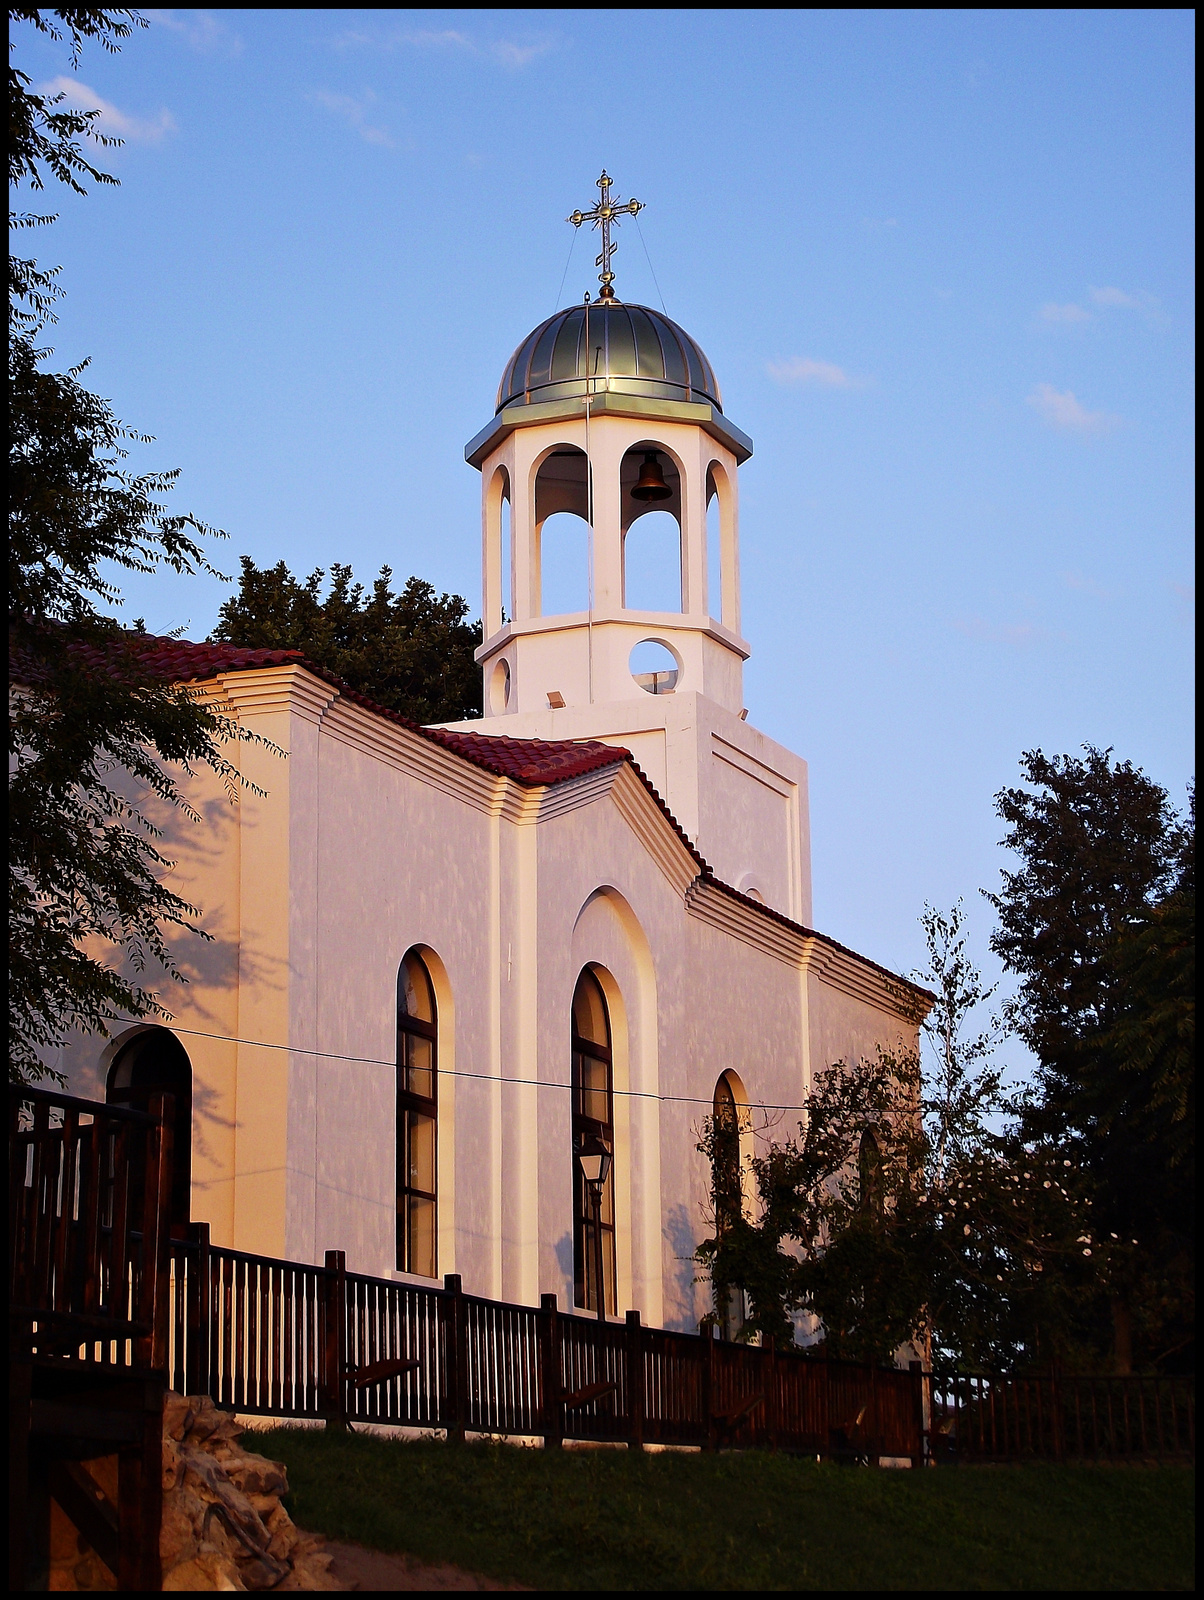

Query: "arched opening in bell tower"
<box><xmin>534</xmin><ymin>446</ymin><xmax>591</xmax><ymax>616</ymax></box>
<box><xmin>485</xmin><ymin>465</ymin><xmax>512</xmax><ymax>635</ymax></box>
<box><xmin>706</xmin><ymin>462</ymin><xmax>738</xmax><ymax>630</ymax></box>
<box><xmin>620</xmin><ymin>443</ymin><xmax>683</xmax><ymax>613</ymax></box>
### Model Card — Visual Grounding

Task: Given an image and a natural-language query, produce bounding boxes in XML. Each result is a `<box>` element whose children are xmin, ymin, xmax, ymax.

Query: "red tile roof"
<box><xmin>97</xmin><ymin>635</ymin><xmax>636</xmax><ymax>789</ymax></box>
<box><xmin>13</xmin><ymin>629</ymin><xmax>928</xmax><ymax>1002</ymax></box>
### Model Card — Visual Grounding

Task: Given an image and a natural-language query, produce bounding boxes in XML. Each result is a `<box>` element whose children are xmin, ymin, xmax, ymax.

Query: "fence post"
<box><xmin>322</xmin><ymin>1250</ymin><xmax>347</xmax><ymax>1430</ymax></box>
<box><xmin>703</xmin><ymin>1328</ymin><xmax>716</xmax><ymax>1450</ymax></box>
<box><xmin>626</xmin><ymin>1310</ymin><xmax>644</xmax><ymax>1451</ymax></box>
<box><xmin>761</xmin><ymin>1338</ymin><xmax>777</xmax><ymax>1451</ymax></box>
<box><xmin>542</xmin><ymin>1293</ymin><xmax>563</xmax><ymax>1449</ymax></box>
<box><xmin>186</xmin><ymin>1221</ymin><xmax>211</xmax><ymax>1399</ymax></box>
<box><xmin>869</xmin><ymin>1362</ymin><xmax>880</xmax><ymax>1466</ymax></box>
<box><xmin>144</xmin><ymin>1092</ymin><xmax>175</xmax><ymax>1375</ymax></box>
<box><xmin>1051</xmin><ymin>1370</ymin><xmax>1064</xmax><ymax>1462</ymax></box>
<box><xmin>443</xmin><ymin>1273</ymin><xmax>467</xmax><ymax>1443</ymax></box>
<box><xmin>909</xmin><ymin>1359</ymin><xmax>926</xmax><ymax>1468</ymax></box>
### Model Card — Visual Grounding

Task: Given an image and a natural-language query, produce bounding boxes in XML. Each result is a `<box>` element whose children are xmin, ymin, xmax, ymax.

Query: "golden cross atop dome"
<box><xmin>567</xmin><ymin>170</ymin><xmax>644</xmax><ymax>301</ymax></box>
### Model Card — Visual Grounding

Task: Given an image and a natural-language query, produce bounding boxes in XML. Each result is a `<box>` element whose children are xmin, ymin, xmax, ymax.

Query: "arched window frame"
<box><xmin>711</xmin><ymin>1071</ymin><xmax>749</xmax><ymax>1340</ymax></box>
<box><xmin>571</xmin><ymin>969</ymin><xmax>617</xmax><ymax>1316</ymax></box>
<box><xmin>858</xmin><ymin>1127</ymin><xmax>883</xmax><ymax>1220</ymax></box>
<box><xmin>397</xmin><ymin>950</ymin><xmax>438</xmax><ymax>1278</ymax></box>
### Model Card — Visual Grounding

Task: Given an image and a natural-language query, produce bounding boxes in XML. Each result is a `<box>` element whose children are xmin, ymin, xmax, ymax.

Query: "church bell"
<box><xmin>630</xmin><ymin>451</ymin><xmax>672</xmax><ymax>502</ymax></box>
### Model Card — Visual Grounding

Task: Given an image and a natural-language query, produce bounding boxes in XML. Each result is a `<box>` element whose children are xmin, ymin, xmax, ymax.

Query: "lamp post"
<box><xmin>577</xmin><ymin>1138</ymin><xmax>612</xmax><ymax>1322</ymax></box>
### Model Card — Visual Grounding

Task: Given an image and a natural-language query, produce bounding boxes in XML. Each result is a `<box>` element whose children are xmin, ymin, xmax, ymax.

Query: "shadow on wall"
<box><xmin>663</xmin><ymin>1202</ymin><xmax>702</xmax><ymax>1334</ymax></box>
<box><xmin>553</xmin><ymin>1230</ymin><xmax>575</xmax><ymax>1307</ymax></box>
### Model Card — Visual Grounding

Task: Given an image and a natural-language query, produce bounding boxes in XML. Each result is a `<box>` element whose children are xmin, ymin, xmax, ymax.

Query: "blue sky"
<box><xmin>13</xmin><ymin>9</ymin><xmax>1194</xmax><ymax>1079</ymax></box>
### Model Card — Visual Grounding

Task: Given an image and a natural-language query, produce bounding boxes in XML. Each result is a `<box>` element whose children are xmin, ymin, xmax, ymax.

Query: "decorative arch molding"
<box><xmin>569</xmin><ymin>886</ymin><xmax>662</xmax><ymax>1326</ymax></box>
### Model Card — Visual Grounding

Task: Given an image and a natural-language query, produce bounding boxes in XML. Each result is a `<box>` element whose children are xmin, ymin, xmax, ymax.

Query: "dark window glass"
<box><xmin>859</xmin><ymin>1128</ymin><xmax>883</xmax><ymax>1219</ymax></box>
<box><xmin>571</xmin><ymin>969</ymin><xmax>616</xmax><ymax>1315</ymax></box>
<box><xmin>712</xmin><ymin>1074</ymin><xmax>744</xmax><ymax>1339</ymax></box>
<box><xmin>397</xmin><ymin>951</ymin><xmax>438</xmax><ymax>1277</ymax></box>
<box><xmin>106</xmin><ymin>1028</ymin><xmax>192</xmax><ymax>1229</ymax></box>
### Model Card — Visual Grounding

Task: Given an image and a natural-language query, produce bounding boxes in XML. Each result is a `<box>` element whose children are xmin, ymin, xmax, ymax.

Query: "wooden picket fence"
<box><xmin>11</xmin><ymin>1085</ymin><xmax>1194</xmax><ymax>1477</ymax></box>
<box><xmin>928</xmin><ymin>1368</ymin><xmax>1194</xmax><ymax>1463</ymax></box>
<box><xmin>163</xmin><ymin>1225</ymin><xmax>924</xmax><ymax>1458</ymax></box>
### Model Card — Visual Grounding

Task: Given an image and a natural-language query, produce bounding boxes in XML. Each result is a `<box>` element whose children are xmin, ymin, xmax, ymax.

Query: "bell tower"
<box><xmin>438</xmin><ymin>175</ymin><xmax>812</xmax><ymax>924</ymax></box>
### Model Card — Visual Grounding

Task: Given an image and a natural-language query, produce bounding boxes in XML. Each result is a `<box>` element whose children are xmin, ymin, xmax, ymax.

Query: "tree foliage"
<box><xmin>986</xmin><ymin>748</ymin><xmax>1194</xmax><ymax>1371</ymax></box>
<box><xmin>695</xmin><ymin>906</ymin><xmax>1109</xmax><ymax>1370</ymax></box>
<box><xmin>213</xmin><ymin>556</ymin><xmax>483</xmax><ymax>725</ymax></box>
<box><xmin>9</xmin><ymin>10</ymin><xmax>263</xmax><ymax>1083</ymax></box>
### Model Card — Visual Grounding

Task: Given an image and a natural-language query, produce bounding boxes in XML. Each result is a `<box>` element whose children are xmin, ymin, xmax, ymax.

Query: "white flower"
<box><xmin>1077</xmin><ymin>1236</ymin><xmax>1090</xmax><ymax>1244</ymax></box>
<box><xmin>1083</xmin><ymin>1248</ymin><xmax>1092</xmax><ymax>1257</ymax></box>
<box><xmin>1063</xmin><ymin>1160</ymin><xmax>1071</xmax><ymax>1168</ymax></box>
<box><xmin>1110</xmin><ymin>1233</ymin><xmax>1118</xmax><ymax>1240</ymax></box>
<box><xmin>1043</xmin><ymin>1181</ymin><xmax>1051</xmax><ymax>1188</ymax></box>
<box><xmin>964</xmin><ymin>1225</ymin><xmax>971</xmax><ymax>1236</ymax></box>
<box><xmin>996</xmin><ymin>1274</ymin><xmax>1003</xmax><ymax>1282</ymax></box>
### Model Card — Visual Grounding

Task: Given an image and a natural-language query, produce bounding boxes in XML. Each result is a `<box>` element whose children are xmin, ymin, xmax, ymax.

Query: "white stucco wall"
<box><xmin>47</xmin><ymin>665</ymin><xmax>923</xmax><ymax>1335</ymax></box>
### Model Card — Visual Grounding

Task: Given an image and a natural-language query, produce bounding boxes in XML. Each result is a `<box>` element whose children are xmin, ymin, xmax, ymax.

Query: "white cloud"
<box><xmin>1089</xmin><ymin>285</ymin><xmax>1141</xmax><ymax>309</ymax></box>
<box><xmin>41</xmin><ymin>76</ymin><xmax>175</xmax><ymax>143</ymax></box>
<box><xmin>334</xmin><ymin>26</ymin><xmax>554</xmax><ymax>69</ymax></box>
<box><xmin>1027</xmin><ymin>383</ymin><xmax>1119</xmax><ymax>435</ymax></box>
<box><xmin>1040</xmin><ymin>301</ymin><xmax>1091</xmax><ymax>324</ymax></box>
<box><xmin>312</xmin><ymin>89</ymin><xmax>393</xmax><ymax>147</ymax></box>
<box><xmin>145</xmin><ymin>10</ymin><xmax>242</xmax><ymax>56</ymax></box>
<box><xmin>766</xmin><ymin>357</ymin><xmax>864</xmax><ymax>389</ymax></box>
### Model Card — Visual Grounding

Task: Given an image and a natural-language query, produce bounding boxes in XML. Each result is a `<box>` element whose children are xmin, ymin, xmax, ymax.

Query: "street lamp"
<box><xmin>576</xmin><ymin>1137</ymin><xmax>612</xmax><ymax>1322</ymax></box>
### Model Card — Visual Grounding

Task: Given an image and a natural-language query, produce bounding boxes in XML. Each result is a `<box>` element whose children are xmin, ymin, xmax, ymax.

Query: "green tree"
<box><xmin>986</xmin><ymin>748</ymin><xmax>1194</xmax><ymax>1371</ymax></box>
<box><xmin>695</xmin><ymin>906</ymin><xmax>1104</xmax><ymax>1369</ymax></box>
<box><xmin>9</xmin><ymin>9</ymin><xmax>264</xmax><ymax>1083</ymax></box>
<box><xmin>213</xmin><ymin>556</ymin><xmax>483</xmax><ymax>725</ymax></box>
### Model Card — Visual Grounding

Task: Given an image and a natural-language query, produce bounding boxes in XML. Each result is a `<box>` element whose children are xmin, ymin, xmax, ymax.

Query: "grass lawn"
<box><xmin>255</xmin><ymin>1426</ymin><xmax>1194</xmax><ymax>1591</ymax></box>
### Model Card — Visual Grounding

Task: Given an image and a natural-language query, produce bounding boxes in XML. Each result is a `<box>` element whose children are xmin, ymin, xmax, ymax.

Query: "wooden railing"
<box><xmin>161</xmin><ymin>1231</ymin><xmax>1193</xmax><ymax>1463</ymax></box>
<box><xmin>10</xmin><ymin>1085</ymin><xmax>1192</xmax><ymax>1466</ymax></box>
<box><xmin>9</xmin><ymin>1085</ymin><xmax>174</xmax><ymax>1372</ymax></box>
<box><xmin>163</xmin><ymin>1228</ymin><xmax>926</xmax><ymax>1458</ymax></box>
<box><xmin>929</xmin><ymin>1369</ymin><xmax>1195</xmax><ymax>1463</ymax></box>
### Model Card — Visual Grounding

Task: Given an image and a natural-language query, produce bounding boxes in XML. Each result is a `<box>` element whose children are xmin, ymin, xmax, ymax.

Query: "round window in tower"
<box><xmin>490</xmin><ymin>658</ymin><xmax>511</xmax><ymax>713</ymax></box>
<box><xmin>629</xmin><ymin>638</ymin><xmax>680</xmax><ymax>696</ymax></box>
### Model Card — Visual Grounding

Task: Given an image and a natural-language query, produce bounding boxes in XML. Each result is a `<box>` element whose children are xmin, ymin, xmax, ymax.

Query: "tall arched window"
<box><xmin>397</xmin><ymin>950</ymin><xmax>438</xmax><ymax>1277</ymax></box>
<box><xmin>571</xmin><ymin>969</ymin><xmax>616</xmax><ymax>1315</ymax></box>
<box><xmin>106</xmin><ymin>1027</ymin><xmax>193</xmax><ymax>1230</ymax></box>
<box><xmin>858</xmin><ymin>1128</ymin><xmax>883</xmax><ymax>1220</ymax></box>
<box><xmin>712</xmin><ymin>1072</ymin><xmax>745</xmax><ymax>1340</ymax></box>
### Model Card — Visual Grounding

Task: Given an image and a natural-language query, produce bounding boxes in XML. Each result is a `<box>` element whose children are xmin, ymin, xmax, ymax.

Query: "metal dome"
<box><xmin>496</xmin><ymin>301</ymin><xmax>722</xmax><ymax>415</ymax></box>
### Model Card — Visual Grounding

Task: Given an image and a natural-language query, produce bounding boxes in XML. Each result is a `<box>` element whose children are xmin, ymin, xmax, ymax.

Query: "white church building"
<box><xmin>53</xmin><ymin>239</ymin><xmax>929</xmax><ymax>1335</ymax></box>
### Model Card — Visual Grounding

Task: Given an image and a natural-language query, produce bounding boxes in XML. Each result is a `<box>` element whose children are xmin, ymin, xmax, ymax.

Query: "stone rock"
<box><xmin>163</xmin><ymin>1435</ymin><xmax>184</xmax><ymax>1491</ymax></box>
<box><xmin>273</xmin><ymin>1552</ymin><xmax>343</xmax><ymax>1592</ymax></box>
<box><xmin>163</xmin><ymin>1552</ymin><xmax>248</xmax><ymax>1591</ymax></box>
<box><xmin>163</xmin><ymin>1393</ymin><xmax>196</xmax><ymax>1442</ymax></box>
<box><xmin>180</xmin><ymin>1443</ymin><xmax>272</xmax><ymax>1556</ymax></box>
<box><xmin>157</xmin><ymin>1393</ymin><xmax>342</xmax><ymax>1591</ymax></box>
<box><xmin>222</xmin><ymin>1450</ymin><xmax>289</xmax><ymax>1498</ymax></box>
<box><xmin>160</xmin><ymin>1486</ymin><xmax>207</xmax><ymax>1568</ymax></box>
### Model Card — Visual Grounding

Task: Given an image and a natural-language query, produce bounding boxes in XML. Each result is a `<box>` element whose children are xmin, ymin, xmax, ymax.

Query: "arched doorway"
<box><xmin>571</xmin><ymin>968</ymin><xmax>616</xmax><ymax>1315</ymax></box>
<box><xmin>106</xmin><ymin>1027</ymin><xmax>193</xmax><ymax>1230</ymax></box>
